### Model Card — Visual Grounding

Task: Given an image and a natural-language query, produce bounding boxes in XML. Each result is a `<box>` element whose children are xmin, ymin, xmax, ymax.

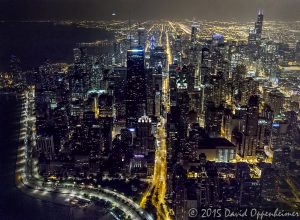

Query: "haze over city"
<box><xmin>1</xmin><ymin>0</ymin><xmax>300</xmax><ymax>21</ymax></box>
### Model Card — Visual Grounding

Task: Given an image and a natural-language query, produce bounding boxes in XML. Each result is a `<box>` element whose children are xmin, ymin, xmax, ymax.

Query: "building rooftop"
<box><xmin>198</xmin><ymin>138</ymin><xmax>235</xmax><ymax>149</ymax></box>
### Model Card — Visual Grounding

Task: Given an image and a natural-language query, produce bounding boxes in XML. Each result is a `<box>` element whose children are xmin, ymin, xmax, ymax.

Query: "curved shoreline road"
<box><xmin>15</xmin><ymin>89</ymin><xmax>153</xmax><ymax>220</ymax></box>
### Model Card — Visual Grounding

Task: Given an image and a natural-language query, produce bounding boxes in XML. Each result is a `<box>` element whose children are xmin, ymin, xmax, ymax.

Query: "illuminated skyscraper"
<box><xmin>245</xmin><ymin>95</ymin><xmax>259</xmax><ymax>137</ymax></box>
<box><xmin>296</xmin><ymin>41</ymin><xmax>300</xmax><ymax>64</ymax></box>
<box><xmin>205</xmin><ymin>101</ymin><xmax>224</xmax><ymax>137</ymax></box>
<box><xmin>126</xmin><ymin>46</ymin><xmax>146</xmax><ymax>127</ymax></box>
<box><xmin>9</xmin><ymin>55</ymin><xmax>22</xmax><ymax>85</ymax></box>
<box><xmin>136</xmin><ymin>115</ymin><xmax>154</xmax><ymax>155</ymax></box>
<box><xmin>191</xmin><ymin>24</ymin><xmax>199</xmax><ymax>45</ymax></box>
<box><xmin>90</xmin><ymin>61</ymin><xmax>102</xmax><ymax>90</ymax></box>
<box><xmin>150</xmin><ymin>46</ymin><xmax>167</xmax><ymax>69</ymax></box>
<box><xmin>150</xmin><ymin>36</ymin><xmax>156</xmax><ymax>50</ymax></box>
<box><xmin>112</xmin><ymin>67</ymin><xmax>127</xmax><ymax>119</ymax></box>
<box><xmin>238</xmin><ymin>95</ymin><xmax>260</xmax><ymax>157</ymax></box>
<box><xmin>137</xmin><ymin>27</ymin><xmax>146</xmax><ymax>48</ymax></box>
<box><xmin>255</xmin><ymin>10</ymin><xmax>264</xmax><ymax>41</ymax></box>
<box><xmin>169</xmin><ymin>64</ymin><xmax>179</xmax><ymax>106</ymax></box>
<box><xmin>212</xmin><ymin>34</ymin><xmax>224</xmax><ymax>45</ymax></box>
<box><xmin>98</xmin><ymin>93</ymin><xmax>114</xmax><ymax>118</ymax></box>
<box><xmin>248</xmin><ymin>10</ymin><xmax>264</xmax><ymax>46</ymax></box>
<box><xmin>209</xmin><ymin>71</ymin><xmax>225</xmax><ymax>107</ymax></box>
<box><xmin>73</xmin><ymin>47</ymin><xmax>88</xmax><ymax>64</ymax></box>
<box><xmin>200</xmin><ymin>47</ymin><xmax>211</xmax><ymax>84</ymax></box>
<box><xmin>173</xmin><ymin>35</ymin><xmax>182</xmax><ymax>65</ymax></box>
<box><xmin>268</xmin><ymin>89</ymin><xmax>284</xmax><ymax>115</ymax></box>
<box><xmin>248</xmin><ymin>28</ymin><xmax>257</xmax><ymax>45</ymax></box>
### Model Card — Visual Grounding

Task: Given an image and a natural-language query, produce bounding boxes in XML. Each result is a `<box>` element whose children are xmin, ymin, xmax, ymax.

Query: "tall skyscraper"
<box><xmin>238</xmin><ymin>95</ymin><xmax>260</xmax><ymax>157</ymax></box>
<box><xmin>205</xmin><ymin>101</ymin><xmax>224</xmax><ymax>137</ymax></box>
<box><xmin>136</xmin><ymin>115</ymin><xmax>154</xmax><ymax>155</ymax></box>
<box><xmin>150</xmin><ymin>46</ymin><xmax>167</xmax><ymax>69</ymax></box>
<box><xmin>268</xmin><ymin>89</ymin><xmax>284</xmax><ymax>115</ymax></box>
<box><xmin>73</xmin><ymin>47</ymin><xmax>88</xmax><ymax>64</ymax></box>
<box><xmin>245</xmin><ymin>95</ymin><xmax>259</xmax><ymax>137</ymax></box>
<box><xmin>248</xmin><ymin>10</ymin><xmax>264</xmax><ymax>46</ymax></box>
<box><xmin>169</xmin><ymin>64</ymin><xmax>179</xmax><ymax>107</ymax></box>
<box><xmin>126</xmin><ymin>46</ymin><xmax>146</xmax><ymax>127</ymax></box>
<box><xmin>112</xmin><ymin>67</ymin><xmax>127</xmax><ymax>119</ymax></box>
<box><xmin>98</xmin><ymin>93</ymin><xmax>114</xmax><ymax>118</ymax></box>
<box><xmin>191</xmin><ymin>24</ymin><xmax>199</xmax><ymax>45</ymax></box>
<box><xmin>173</xmin><ymin>35</ymin><xmax>182</xmax><ymax>65</ymax></box>
<box><xmin>248</xmin><ymin>28</ymin><xmax>257</xmax><ymax>45</ymax></box>
<box><xmin>150</xmin><ymin>36</ymin><xmax>156</xmax><ymax>50</ymax></box>
<box><xmin>255</xmin><ymin>10</ymin><xmax>264</xmax><ymax>40</ymax></box>
<box><xmin>137</xmin><ymin>27</ymin><xmax>146</xmax><ymax>48</ymax></box>
<box><xmin>200</xmin><ymin>47</ymin><xmax>211</xmax><ymax>85</ymax></box>
<box><xmin>9</xmin><ymin>55</ymin><xmax>22</xmax><ymax>85</ymax></box>
<box><xmin>296</xmin><ymin>41</ymin><xmax>300</xmax><ymax>65</ymax></box>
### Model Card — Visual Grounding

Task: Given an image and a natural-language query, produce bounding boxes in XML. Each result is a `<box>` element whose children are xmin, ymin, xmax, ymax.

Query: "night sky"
<box><xmin>0</xmin><ymin>0</ymin><xmax>299</xmax><ymax>21</ymax></box>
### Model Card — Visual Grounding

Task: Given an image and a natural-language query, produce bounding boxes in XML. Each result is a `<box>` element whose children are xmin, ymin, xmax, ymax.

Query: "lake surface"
<box><xmin>0</xmin><ymin>21</ymin><xmax>114</xmax><ymax>72</ymax></box>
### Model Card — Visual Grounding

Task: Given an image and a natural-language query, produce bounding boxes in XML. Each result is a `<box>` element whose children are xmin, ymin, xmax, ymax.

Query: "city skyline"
<box><xmin>0</xmin><ymin>4</ymin><xmax>300</xmax><ymax>220</ymax></box>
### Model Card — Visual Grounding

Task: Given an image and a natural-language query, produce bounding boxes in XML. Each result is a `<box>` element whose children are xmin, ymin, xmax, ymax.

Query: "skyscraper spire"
<box><xmin>150</xmin><ymin>35</ymin><xmax>156</xmax><ymax>50</ymax></box>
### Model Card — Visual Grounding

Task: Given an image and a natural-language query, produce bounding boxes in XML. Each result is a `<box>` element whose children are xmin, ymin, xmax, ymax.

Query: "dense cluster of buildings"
<box><xmin>2</xmin><ymin>11</ymin><xmax>300</xmax><ymax>219</ymax></box>
<box><xmin>162</xmin><ymin>13</ymin><xmax>299</xmax><ymax>218</ymax></box>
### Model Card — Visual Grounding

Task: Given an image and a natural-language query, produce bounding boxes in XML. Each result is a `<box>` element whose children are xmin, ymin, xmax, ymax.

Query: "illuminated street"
<box><xmin>140</xmin><ymin>22</ymin><xmax>172</xmax><ymax>220</ymax></box>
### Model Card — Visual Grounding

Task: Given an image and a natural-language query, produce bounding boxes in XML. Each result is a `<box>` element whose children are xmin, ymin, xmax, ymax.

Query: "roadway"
<box><xmin>140</xmin><ymin>103</ymin><xmax>171</xmax><ymax>220</ymax></box>
<box><xmin>140</xmin><ymin>22</ymin><xmax>172</xmax><ymax>220</ymax></box>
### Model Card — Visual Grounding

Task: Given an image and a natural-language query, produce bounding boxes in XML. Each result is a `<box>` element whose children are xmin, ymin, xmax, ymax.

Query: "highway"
<box><xmin>16</xmin><ymin>88</ymin><xmax>153</xmax><ymax>220</ymax></box>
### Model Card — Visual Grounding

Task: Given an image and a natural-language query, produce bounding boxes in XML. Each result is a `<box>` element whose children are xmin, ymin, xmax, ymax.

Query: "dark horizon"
<box><xmin>0</xmin><ymin>0</ymin><xmax>299</xmax><ymax>21</ymax></box>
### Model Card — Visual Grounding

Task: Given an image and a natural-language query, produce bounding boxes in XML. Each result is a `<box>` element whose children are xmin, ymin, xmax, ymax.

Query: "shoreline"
<box><xmin>13</xmin><ymin>90</ymin><xmax>152</xmax><ymax>220</ymax></box>
<box><xmin>14</xmin><ymin>92</ymin><xmax>72</xmax><ymax>207</ymax></box>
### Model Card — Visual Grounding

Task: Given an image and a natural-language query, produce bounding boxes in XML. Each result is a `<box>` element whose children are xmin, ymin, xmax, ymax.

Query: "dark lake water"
<box><xmin>0</xmin><ymin>21</ymin><xmax>114</xmax><ymax>71</ymax></box>
<box><xmin>0</xmin><ymin>94</ymin><xmax>112</xmax><ymax>220</ymax></box>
